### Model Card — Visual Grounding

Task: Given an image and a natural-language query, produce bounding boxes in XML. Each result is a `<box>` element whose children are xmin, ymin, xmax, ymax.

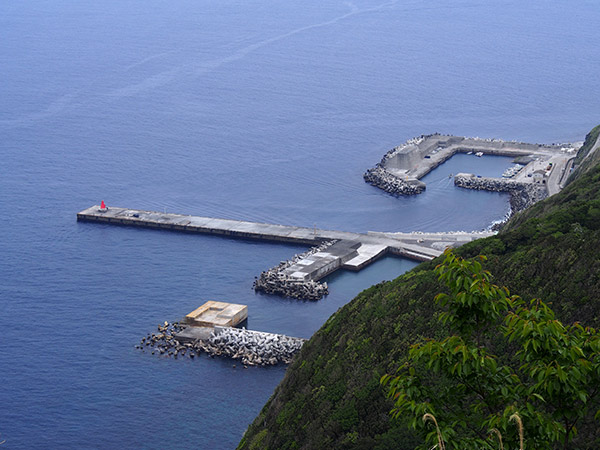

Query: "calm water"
<box><xmin>1</xmin><ymin>0</ymin><xmax>599</xmax><ymax>448</ymax></box>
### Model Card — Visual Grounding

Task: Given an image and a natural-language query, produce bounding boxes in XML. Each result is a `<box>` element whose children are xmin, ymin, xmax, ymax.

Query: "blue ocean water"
<box><xmin>1</xmin><ymin>0</ymin><xmax>599</xmax><ymax>448</ymax></box>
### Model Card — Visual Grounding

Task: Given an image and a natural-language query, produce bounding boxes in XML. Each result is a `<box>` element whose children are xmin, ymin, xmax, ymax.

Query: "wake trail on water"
<box><xmin>0</xmin><ymin>91</ymin><xmax>81</xmax><ymax>129</ymax></box>
<box><xmin>0</xmin><ymin>0</ymin><xmax>398</xmax><ymax>129</ymax></box>
<box><xmin>124</xmin><ymin>50</ymin><xmax>177</xmax><ymax>72</ymax></box>
<box><xmin>103</xmin><ymin>0</ymin><xmax>400</xmax><ymax>99</ymax></box>
<box><xmin>0</xmin><ymin>0</ymin><xmax>491</xmax><ymax>131</ymax></box>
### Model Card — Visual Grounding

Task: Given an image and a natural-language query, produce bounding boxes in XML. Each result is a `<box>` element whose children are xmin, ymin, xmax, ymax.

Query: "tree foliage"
<box><xmin>381</xmin><ymin>250</ymin><xmax>600</xmax><ymax>449</ymax></box>
<box><xmin>239</xmin><ymin>125</ymin><xmax>600</xmax><ymax>450</ymax></box>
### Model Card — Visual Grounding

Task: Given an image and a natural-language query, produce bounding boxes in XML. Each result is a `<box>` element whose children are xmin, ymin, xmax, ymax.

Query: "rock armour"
<box><xmin>199</xmin><ymin>327</ymin><xmax>304</xmax><ymax>366</ymax></box>
<box><xmin>363</xmin><ymin>167</ymin><xmax>425</xmax><ymax>196</ymax></box>
<box><xmin>454</xmin><ymin>175</ymin><xmax>548</xmax><ymax>213</ymax></box>
<box><xmin>253</xmin><ymin>241</ymin><xmax>336</xmax><ymax>300</ymax></box>
<box><xmin>135</xmin><ymin>322</ymin><xmax>304</xmax><ymax>366</ymax></box>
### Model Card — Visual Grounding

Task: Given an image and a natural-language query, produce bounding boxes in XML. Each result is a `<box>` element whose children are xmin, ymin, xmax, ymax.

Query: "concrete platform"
<box><xmin>185</xmin><ymin>301</ymin><xmax>248</xmax><ymax>327</ymax></box>
<box><xmin>281</xmin><ymin>240</ymin><xmax>361</xmax><ymax>280</ymax></box>
<box><xmin>343</xmin><ymin>243</ymin><xmax>388</xmax><ymax>270</ymax></box>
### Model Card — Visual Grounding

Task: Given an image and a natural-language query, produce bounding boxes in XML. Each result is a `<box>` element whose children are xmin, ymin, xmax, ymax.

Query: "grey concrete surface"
<box><xmin>78</xmin><ymin>206</ymin><xmax>493</xmax><ymax>284</ymax></box>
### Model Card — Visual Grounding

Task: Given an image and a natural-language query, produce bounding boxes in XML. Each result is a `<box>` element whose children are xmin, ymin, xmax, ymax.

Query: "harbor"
<box><xmin>5</xmin><ymin>0</ymin><xmax>599</xmax><ymax>445</ymax></box>
<box><xmin>365</xmin><ymin>134</ymin><xmax>580</xmax><ymax>197</ymax></box>
<box><xmin>77</xmin><ymin>205</ymin><xmax>493</xmax><ymax>299</ymax></box>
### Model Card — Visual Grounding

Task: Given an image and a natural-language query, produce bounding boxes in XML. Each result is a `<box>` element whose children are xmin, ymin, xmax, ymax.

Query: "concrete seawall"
<box><xmin>76</xmin><ymin>206</ymin><xmax>444</xmax><ymax>260</ymax></box>
<box><xmin>78</xmin><ymin>205</ymin><xmax>493</xmax><ymax>300</ymax></box>
<box><xmin>77</xmin><ymin>207</ymin><xmax>325</xmax><ymax>246</ymax></box>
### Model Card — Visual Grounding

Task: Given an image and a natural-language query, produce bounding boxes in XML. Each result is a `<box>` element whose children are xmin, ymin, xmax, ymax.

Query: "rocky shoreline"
<box><xmin>253</xmin><ymin>240</ymin><xmax>336</xmax><ymax>300</ymax></box>
<box><xmin>135</xmin><ymin>321</ymin><xmax>304</xmax><ymax>366</ymax></box>
<box><xmin>509</xmin><ymin>184</ymin><xmax>548</xmax><ymax>213</ymax></box>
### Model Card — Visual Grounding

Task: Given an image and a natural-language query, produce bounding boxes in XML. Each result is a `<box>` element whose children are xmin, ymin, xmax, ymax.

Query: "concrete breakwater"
<box><xmin>198</xmin><ymin>326</ymin><xmax>305</xmax><ymax>366</ymax></box>
<box><xmin>364</xmin><ymin>134</ymin><xmax>577</xmax><ymax>197</ymax></box>
<box><xmin>76</xmin><ymin>206</ymin><xmax>442</xmax><ymax>262</ymax></box>
<box><xmin>253</xmin><ymin>241</ymin><xmax>335</xmax><ymax>300</ymax></box>
<box><xmin>77</xmin><ymin>205</ymin><xmax>490</xmax><ymax>300</ymax></box>
<box><xmin>135</xmin><ymin>321</ymin><xmax>304</xmax><ymax>366</ymax></box>
<box><xmin>454</xmin><ymin>174</ymin><xmax>548</xmax><ymax>213</ymax></box>
<box><xmin>363</xmin><ymin>166</ymin><xmax>425</xmax><ymax>195</ymax></box>
<box><xmin>379</xmin><ymin>136</ymin><xmax>426</xmax><ymax>165</ymax></box>
<box><xmin>454</xmin><ymin>173</ymin><xmax>525</xmax><ymax>192</ymax></box>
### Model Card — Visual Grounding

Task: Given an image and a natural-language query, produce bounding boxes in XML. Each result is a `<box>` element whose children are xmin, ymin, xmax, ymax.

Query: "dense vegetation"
<box><xmin>383</xmin><ymin>250</ymin><xmax>600</xmax><ymax>449</ymax></box>
<box><xmin>238</xmin><ymin>126</ymin><xmax>600</xmax><ymax>450</ymax></box>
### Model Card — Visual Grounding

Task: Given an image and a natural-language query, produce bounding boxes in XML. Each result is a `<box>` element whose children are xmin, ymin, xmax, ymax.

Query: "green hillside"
<box><xmin>238</xmin><ymin>126</ymin><xmax>600</xmax><ymax>450</ymax></box>
<box><xmin>568</xmin><ymin>124</ymin><xmax>600</xmax><ymax>180</ymax></box>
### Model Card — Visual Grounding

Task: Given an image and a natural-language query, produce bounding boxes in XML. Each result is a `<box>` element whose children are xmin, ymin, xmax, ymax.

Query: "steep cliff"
<box><xmin>238</xmin><ymin>126</ymin><xmax>600</xmax><ymax>450</ymax></box>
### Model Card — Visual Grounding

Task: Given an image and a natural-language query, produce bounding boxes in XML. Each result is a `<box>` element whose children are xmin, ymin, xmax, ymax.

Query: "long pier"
<box><xmin>77</xmin><ymin>205</ymin><xmax>493</xmax><ymax>298</ymax></box>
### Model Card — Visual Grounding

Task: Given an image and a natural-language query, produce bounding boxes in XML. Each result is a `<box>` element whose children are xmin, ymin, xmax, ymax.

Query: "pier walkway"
<box><xmin>78</xmin><ymin>206</ymin><xmax>493</xmax><ymax>285</ymax></box>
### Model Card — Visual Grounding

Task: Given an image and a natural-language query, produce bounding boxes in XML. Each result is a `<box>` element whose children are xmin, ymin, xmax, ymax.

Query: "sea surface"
<box><xmin>1</xmin><ymin>0</ymin><xmax>599</xmax><ymax>448</ymax></box>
